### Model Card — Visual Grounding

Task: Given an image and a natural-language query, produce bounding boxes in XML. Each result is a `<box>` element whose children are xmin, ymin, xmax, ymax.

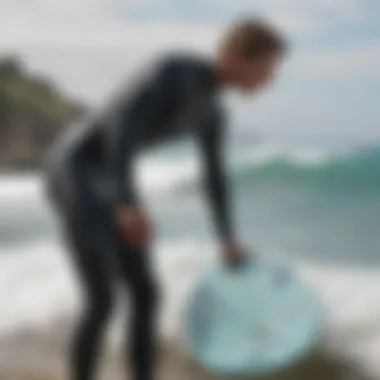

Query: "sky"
<box><xmin>1</xmin><ymin>0</ymin><xmax>380</xmax><ymax>143</ymax></box>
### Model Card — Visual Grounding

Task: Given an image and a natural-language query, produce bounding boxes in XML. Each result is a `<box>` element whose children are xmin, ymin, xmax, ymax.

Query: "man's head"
<box><xmin>215</xmin><ymin>18</ymin><xmax>287</xmax><ymax>93</ymax></box>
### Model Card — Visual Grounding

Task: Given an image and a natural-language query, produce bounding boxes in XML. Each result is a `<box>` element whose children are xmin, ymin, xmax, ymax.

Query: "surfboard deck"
<box><xmin>185</xmin><ymin>254</ymin><xmax>323</xmax><ymax>375</ymax></box>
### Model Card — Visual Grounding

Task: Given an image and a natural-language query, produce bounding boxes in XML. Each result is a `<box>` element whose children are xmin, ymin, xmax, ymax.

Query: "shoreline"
<box><xmin>0</xmin><ymin>315</ymin><xmax>373</xmax><ymax>380</ymax></box>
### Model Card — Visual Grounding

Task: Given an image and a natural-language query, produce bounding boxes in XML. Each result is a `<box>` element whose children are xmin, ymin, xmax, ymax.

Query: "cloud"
<box><xmin>1</xmin><ymin>0</ymin><xmax>379</xmax><ymax>139</ymax></box>
<box><xmin>208</xmin><ymin>0</ymin><xmax>379</xmax><ymax>20</ymax></box>
<box><xmin>0</xmin><ymin>18</ymin><xmax>221</xmax><ymax>103</ymax></box>
<box><xmin>3</xmin><ymin>0</ymin><xmax>377</xmax><ymax>51</ymax></box>
<box><xmin>291</xmin><ymin>43</ymin><xmax>380</xmax><ymax>79</ymax></box>
<box><xmin>0</xmin><ymin>0</ymin><xmax>224</xmax><ymax>54</ymax></box>
<box><xmin>2</xmin><ymin>0</ymin><xmax>378</xmax><ymax>52</ymax></box>
<box><xmin>0</xmin><ymin>0</ymin><xmax>223</xmax><ymax>103</ymax></box>
<box><xmin>207</xmin><ymin>0</ymin><xmax>380</xmax><ymax>36</ymax></box>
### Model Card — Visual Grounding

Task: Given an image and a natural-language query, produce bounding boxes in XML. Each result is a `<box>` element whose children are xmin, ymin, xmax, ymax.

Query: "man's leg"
<box><xmin>66</xmin><ymin>229</ymin><xmax>116</xmax><ymax>380</ymax></box>
<box><xmin>117</xmin><ymin>245</ymin><xmax>160</xmax><ymax>380</ymax></box>
<box><xmin>58</xmin><ymin>197</ymin><xmax>119</xmax><ymax>380</ymax></box>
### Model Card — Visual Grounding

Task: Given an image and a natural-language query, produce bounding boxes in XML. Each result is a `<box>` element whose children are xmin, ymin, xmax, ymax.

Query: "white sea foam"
<box><xmin>137</xmin><ymin>144</ymin><xmax>337</xmax><ymax>197</ymax></box>
<box><xmin>138</xmin><ymin>156</ymin><xmax>198</xmax><ymax>194</ymax></box>
<box><xmin>232</xmin><ymin>143</ymin><xmax>333</xmax><ymax>168</ymax></box>
<box><xmin>2</xmin><ymin>238</ymin><xmax>380</xmax><ymax>377</ymax></box>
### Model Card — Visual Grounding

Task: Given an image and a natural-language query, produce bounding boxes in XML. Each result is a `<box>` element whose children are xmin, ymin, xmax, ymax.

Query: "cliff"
<box><xmin>0</xmin><ymin>55</ymin><xmax>87</xmax><ymax>170</ymax></box>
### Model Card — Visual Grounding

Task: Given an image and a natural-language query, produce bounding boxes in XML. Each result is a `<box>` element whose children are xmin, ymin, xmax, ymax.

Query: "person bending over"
<box><xmin>44</xmin><ymin>18</ymin><xmax>286</xmax><ymax>380</ymax></box>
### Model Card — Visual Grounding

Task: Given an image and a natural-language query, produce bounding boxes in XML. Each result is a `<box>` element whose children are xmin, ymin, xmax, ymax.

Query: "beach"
<box><xmin>1</xmin><ymin>142</ymin><xmax>380</xmax><ymax>380</ymax></box>
<box><xmin>1</xmin><ymin>243</ymin><xmax>379</xmax><ymax>380</ymax></box>
<box><xmin>0</xmin><ymin>301</ymin><xmax>374</xmax><ymax>380</ymax></box>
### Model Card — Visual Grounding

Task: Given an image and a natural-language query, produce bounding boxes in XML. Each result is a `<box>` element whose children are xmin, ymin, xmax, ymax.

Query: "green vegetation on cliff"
<box><xmin>0</xmin><ymin>55</ymin><xmax>86</xmax><ymax>170</ymax></box>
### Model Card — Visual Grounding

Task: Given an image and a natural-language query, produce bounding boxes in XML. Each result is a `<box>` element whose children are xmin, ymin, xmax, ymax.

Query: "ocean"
<box><xmin>1</xmin><ymin>137</ymin><xmax>380</xmax><ymax>377</ymax></box>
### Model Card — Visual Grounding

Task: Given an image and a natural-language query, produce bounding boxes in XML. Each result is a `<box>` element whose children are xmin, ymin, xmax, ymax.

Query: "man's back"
<box><xmin>50</xmin><ymin>55</ymin><xmax>216</xmax><ymax>163</ymax></box>
<box><xmin>44</xmin><ymin>52</ymin><xmax>224</xmax><ymax>206</ymax></box>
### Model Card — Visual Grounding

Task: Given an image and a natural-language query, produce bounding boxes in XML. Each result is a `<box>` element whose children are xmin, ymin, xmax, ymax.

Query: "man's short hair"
<box><xmin>220</xmin><ymin>18</ymin><xmax>287</xmax><ymax>59</ymax></box>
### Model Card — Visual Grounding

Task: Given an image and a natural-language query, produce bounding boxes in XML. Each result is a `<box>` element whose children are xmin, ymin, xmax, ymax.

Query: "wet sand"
<box><xmin>0</xmin><ymin>315</ymin><xmax>373</xmax><ymax>380</ymax></box>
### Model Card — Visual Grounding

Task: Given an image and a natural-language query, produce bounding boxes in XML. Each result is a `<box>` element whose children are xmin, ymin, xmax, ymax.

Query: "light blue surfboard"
<box><xmin>185</xmin><ymin>254</ymin><xmax>323</xmax><ymax>375</ymax></box>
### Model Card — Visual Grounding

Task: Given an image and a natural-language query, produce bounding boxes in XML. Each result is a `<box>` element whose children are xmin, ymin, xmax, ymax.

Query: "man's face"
<box><xmin>232</xmin><ymin>52</ymin><xmax>282</xmax><ymax>93</ymax></box>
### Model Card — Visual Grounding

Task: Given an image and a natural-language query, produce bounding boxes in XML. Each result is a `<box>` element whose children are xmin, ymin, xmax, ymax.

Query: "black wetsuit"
<box><xmin>44</xmin><ymin>53</ymin><xmax>234</xmax><ymax>380</ymax></box>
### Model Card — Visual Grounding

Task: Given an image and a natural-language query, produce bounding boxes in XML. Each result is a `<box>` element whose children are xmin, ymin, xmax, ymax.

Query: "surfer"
<box><xmin>44</xmin><ymin>18</ymin><xmax>286</xmax><ymax>380</ymax></box>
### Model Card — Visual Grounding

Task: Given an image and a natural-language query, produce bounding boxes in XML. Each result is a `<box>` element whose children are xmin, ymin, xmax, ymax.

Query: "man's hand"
<box><xmin>221</xmin><ymin>241</ymin><xmax>248</xmax><ymax>268</ymax></box>
<box><xmin>115</xmin><ymin>204</ymin><xmax>152</xmax><ymax>248</ymax></box>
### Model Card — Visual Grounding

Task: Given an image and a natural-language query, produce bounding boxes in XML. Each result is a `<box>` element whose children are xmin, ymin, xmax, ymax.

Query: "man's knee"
<box><xmin>84</xmin><ymin>287</ymin><xmax>116</xmax><ymax>322</ymax></box>
<box><xmin>131</xmin><ymin>277</ymin><xmax>160</xmax><ymax>313</ymax></box>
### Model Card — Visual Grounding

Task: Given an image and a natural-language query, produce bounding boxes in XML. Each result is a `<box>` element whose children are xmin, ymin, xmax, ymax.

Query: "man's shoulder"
<box><xmin>101</xmin><ymin>51</ymin><xmax>212</xmax><ymax>113</ymax></box>
<box><xmin>156</xmin><ymin>50</ymin><xmax>211</xmax><ymax>75</ymax></box>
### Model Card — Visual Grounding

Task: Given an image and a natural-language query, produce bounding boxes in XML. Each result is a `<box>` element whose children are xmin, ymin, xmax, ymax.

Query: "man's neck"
<box><xmin>211</xmin><ymin>59</ymin><xmax>234</xmax><ymax>89</ymax></box>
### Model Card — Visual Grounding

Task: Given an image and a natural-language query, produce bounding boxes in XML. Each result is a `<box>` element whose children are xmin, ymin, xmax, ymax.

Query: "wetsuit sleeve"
<box><xmin>105</xmin><ymin>61</ymin><xmax>178</xmax><ymax>206</ymax></box>
<box><xmin>198</xmin><ymin>110</ymin><xmax>235</xmax><ymax>243</ymax></box>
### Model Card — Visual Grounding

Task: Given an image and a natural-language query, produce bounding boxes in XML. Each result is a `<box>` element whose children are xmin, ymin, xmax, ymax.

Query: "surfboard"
<box><xmin>185</xmin><ymin>253</ymin><xmax>323</xmax><ymax>375</ymax></box>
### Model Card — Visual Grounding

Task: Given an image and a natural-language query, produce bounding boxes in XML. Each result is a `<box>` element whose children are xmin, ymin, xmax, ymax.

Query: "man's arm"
<box><xmin>104</xmin><ymin>58</ymin><xmax>180</xmax><ymax>247</ymax></box>
<box><xmin>198</xmin><ymin>109</ymin><xmax>236</xmax><ymax>245</ymax></box>
<box><xmin>105</xmin><ymin>59</ymin><xmax>178</xmax><ymax>206</ymax></box>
